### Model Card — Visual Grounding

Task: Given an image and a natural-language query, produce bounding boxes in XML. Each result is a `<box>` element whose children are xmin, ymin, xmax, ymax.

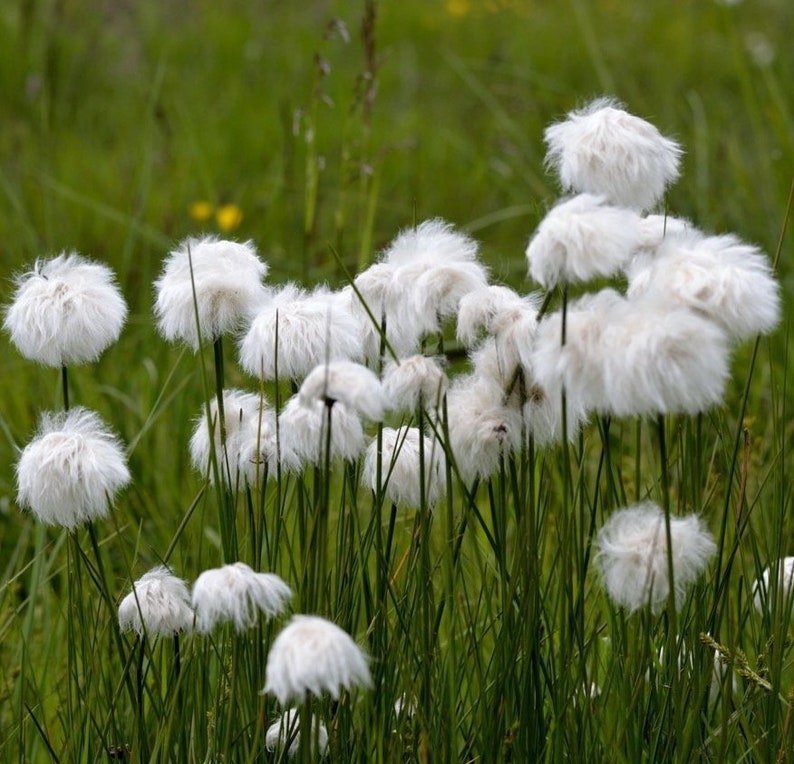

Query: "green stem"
<box><xmin>61</xmin><ymin>365</ymin><xmax>70</xmax><ymax>411</ymax></box>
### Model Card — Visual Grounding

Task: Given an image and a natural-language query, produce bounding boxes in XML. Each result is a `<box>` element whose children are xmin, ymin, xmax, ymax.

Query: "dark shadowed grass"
<box><xmin>1</xmin><ymin>0</ymin><xmax>794</xmax><ymax>761</ymax></box>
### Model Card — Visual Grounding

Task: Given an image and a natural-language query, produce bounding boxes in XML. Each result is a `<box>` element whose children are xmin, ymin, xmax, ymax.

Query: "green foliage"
<box><xmin>1</xmin><ymin>0</ymin><xmax>793</xmax><ymax>761</ymax></box>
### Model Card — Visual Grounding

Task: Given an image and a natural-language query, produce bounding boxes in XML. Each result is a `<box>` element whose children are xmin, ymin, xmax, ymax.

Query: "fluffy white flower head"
<box><xmin>299</xmin><ymin>361</ymin><xmax>385</xmax><ymax>421</ymax></box>
<box><xmin>352</xmin><ymin>265</ymin><xmax>424</xmax><ymax>361</ymax></box>
<box><xmin>382</xmin><ymin>355</ymin><xmax>448</xmax><ymax>413</ymax></box>
<box><xmin>4</xmin><ymin>253</ymin><xmax>127</xmax><ymax>366</ymax></box>
<box><xmin>192</xmin><ymin>562</ymin><xmax>292</xmax><ymax>633</ymax></box>
<box><xmin>189</xmin><ymin>389</ymin><xmax>277</xmax><ymax>485</ymax></box>
<box><xmin>265</xmin><ymin>709</ymin><xmax>328</xmax><ymax>758</ymax></box>
<box><xmin>278</xmin><ymin>396</ymin><xmax>365</xmax><ymax>469</ymax></box>
<box><xmin>544</xmin><ymin>97</ymin><xmax>683</xmax><ymax>210</ymax></box>
<box><xmin>16</xmin><ymin>407</ymin><xmax>131</xmax><ymax>530</ymax></box>
<box><xmin>595</xmin><ymin>503</ymin><xmax>716</xmax><ymax>613</ymax></box>
<box><xmin>457</xmin><ymin>285</ymin><xmax>530</xmax><ymax>347</ymax></box>
<box><xmin>263</xmin><ymin>614</ymin><xmax>372</xmax><ymax>703</ymax></box>
<box><xmin>362</xmin><ymin>427</ymin><xmax>446</xmax><ymax>507</ymax></box>
<box><xmin>118</xmin><ymin>566</ymin><xmax>194</xmax><ymax>637</ymax></box>
<box><xmin>752</xmin><ymin>557</ymin><xmax>794</xmax><ymax>614</ymax></box>
<box><xmin>446</xmin><ymin>375</ymin><xmax>523</xmax><ymax>483</ymax></box>
<box><xmin>154</xmin><ymin>236</ymin><xmax>268</xmax><ymax>350</ymax></box>
<box><xmin>600</xmin><ymin>295</ymin><xmax>729</xmax><ymax>416</ymax></box>
<box><xmin>239</xmin><ymin>284</ymin><xmax>362</xmax><ymax>380</ymax></box>
<box><xmin>526</xmin><ymin>194</ymin><xmax>644</xmax><ymax>287</ymax></box>
<box><xmin>383</xmin><ymin>218</ymin><xmax>479</xmax><ymax>267</ymax></box>
<box><xmin>626</xmin><ymin>232</ymin><xmax>780</xmax><ymax>342</ymax></box>
<box><xmin>378</xmin><ymin>219</ymin><xmax>489</xmax><ymax>338</ymax></box>
<box><xmin>530</xmin><ymin>289</ymin><xmax>624</xmax><ymax>415</ymax></box>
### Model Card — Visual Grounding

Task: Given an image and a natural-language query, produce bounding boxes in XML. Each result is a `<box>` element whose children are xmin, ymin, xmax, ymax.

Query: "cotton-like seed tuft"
<box><xmin>595</xmin><ymin>503</ymin><xmax>716</xmax><ymax>613</ymax></box>
<box><xmin>4</xmin><ymin>252</ymin><xmax>127</xmax><ymax>366</ymax></box>
<box><xmin>154</xmin><ymin>236</ymin><xmax>268</xmax><ymax>350</ymax></box>
<box><xmin>544</xmin><ymin>97</ymin><xmax>682</xmax><ymax>210</ymax></box>
<box><xmin>16</xmin><ymin>407</ymin><xmax>131</xmax><ymax>530</ymax></box>
<box><xmin>263</xmin><ymin>614</ymin><xmax>372</xmax><ymax>703</ymax></box>
<box><xmin>118</xmin><ymin>566</ymin><xmax>194</xmax><ymax>637</ymax></box>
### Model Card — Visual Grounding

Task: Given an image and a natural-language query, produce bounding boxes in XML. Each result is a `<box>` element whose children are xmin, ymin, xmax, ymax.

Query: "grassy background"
<box><xmin>1</xmin><ymin>0</ymin><xmax>793</xmax><ymax>761</ymax></box>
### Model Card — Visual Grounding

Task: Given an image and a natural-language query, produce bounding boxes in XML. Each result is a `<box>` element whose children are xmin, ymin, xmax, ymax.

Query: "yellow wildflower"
<box><xmin>216</xmin><ymin>204</ymin><xmax>243</xmax><ymax>232</ymax></box>
<box><xmin>446</xmin><ymin>0</ymin><xmax>470</xmax><ymax>17</ymax></box>
<box><xmin>189</xmin><ymin>201</ymin><xmax>214</xmax><ymax>223</ymax></box>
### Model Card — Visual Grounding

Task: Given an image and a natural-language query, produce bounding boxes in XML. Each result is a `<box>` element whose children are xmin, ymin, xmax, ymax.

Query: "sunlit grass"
<box><xmin>1</xmin><ymin>1</ymin><xmax>793</xmax><ymax>761</ymax></box>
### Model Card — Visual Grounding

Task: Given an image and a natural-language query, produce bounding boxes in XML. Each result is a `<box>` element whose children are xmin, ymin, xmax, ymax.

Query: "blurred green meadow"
<box><xmin>1</xmin><ymin>0</ymin><xmax>794</xmax><ymax>761</ymax></box>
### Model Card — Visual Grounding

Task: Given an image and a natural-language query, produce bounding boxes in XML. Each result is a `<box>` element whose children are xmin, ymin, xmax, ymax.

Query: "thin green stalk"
<box><xmin>61</xmin><ymin>365</ymin><xmax>69</xmax><ymax>411</ymax></box>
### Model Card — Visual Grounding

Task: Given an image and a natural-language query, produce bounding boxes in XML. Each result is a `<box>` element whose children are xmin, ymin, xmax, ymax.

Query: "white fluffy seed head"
<box><xmin>362</xmin><ymin>427</ymin><xmax>446</xmax><ymax>508</ymax></box>
<box><xmin>351</xmin><ymin>269</ymin><xmax>424</xmax><ymax>363</ymax></box>
<box><xmin>752</xmin><ymin>557</ymin><xmax>794</xmax><ymax>614</ymax></box>
<box><xmin>16</xmin><ymin>407</ymin><xmax>131</xmax><ymax>530</ymax></box>
<box><xmin>265</xmin><ymin>709</ymin><xmax>329</xmax><ymax>758</ymax></box>
<box><xmin>238</xmin><ymin>284</ymin><xmax>363</xmax><ymax>380</ymax></box>
<box><xmin>544</xmin><ymin>97</ymin><xmax>683</xmax><ymax>210</ymax></box>
<box><xmin>530</xmin><ymin>289</ymin><xmax>624</xmax><ymax>416</ymax></box>
<box><xmin>382</xmin><ymin>218</ymin><xmax>480</xmax><ymax>266</ymax></box>
<box><xmin>445</xmin><ymin>375</ymin><xmax>523</xmax><ymax>483</ymax></box>
<box><xmin>595</xmin><ymin>503</ymin><xmax>716</xmax><ymax>613</ymax></box>
<box><xmin>3</xmin><ymin>252</ymin><xmax>128</xmax><ymax>366</ymax></box>
<box><xmin>600</xmin><ymin>295</ymin><xmax>730</xmax><ymax>416</ymax></box>
<box><xmin>456</xmin><ymin>285</ymin><xmax>530</xmax><ymax>347</ymax></box>
<box><xmin>154</xmin><ymin>236</ymin><xmax>268</xmax><ymax>350</ymax></box>
<box><xmin>118</xmin><ymin>566</ymin><xmax>194</xmax><ymax>637</ymax></box>
<box><xmin>189</xmin><ymin>389</ymin><xmax>276</xmax><ymax>485</ymax></box>
<box><xmin>299</xmin><ymin>361</ymin><xmax>385</xmax><ymax>421</ymax></box>
<box><xmin>382</xmin><ymin>355</ymin><xmax>448</xmax><ymax>414</ymax></box>
<box><xmin>362</xmin><ymin>219</ymin><xmax>489</xmax><ymax>345</ymax></box>
<box><xmin>191</xmin><ymin>562</ymin><xmax>292</xmax><ymax>633</ymax></box>
<box><xmin>277</xmin><ymin>395</ymin><xmax>365</xmax><ymax>470</ymax></box>
<box><xmin>407</xmin><ymin>260</ymin><xmax>490</xmax><ymax>335</ymax></box>
<box><xmin>626</xmin><ymin>232</ymin><xmax>781</xmax><ymax>342</ymax></box>
<box><xmin>263</xmin><ymin>614</ymin><xmax>372</xmax><ymax>704</ymax></box>
<box><xmin>526</xmin><ymin>194</ymin><xmax>644</xmax><ymax>287</ymax></box>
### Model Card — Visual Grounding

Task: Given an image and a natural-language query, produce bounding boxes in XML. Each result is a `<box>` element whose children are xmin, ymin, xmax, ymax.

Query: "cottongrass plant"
<box><xmin>3</xmin><ymin>94</ymin><xmax>791</xmax><ymax>763</ymax></box>
<box><xmin>191</xmin><ymin>562</ymin><xmax>292</xmax><ymax>633</ymax></box>
<box><xmin>16</xmin><ymin>407</ymin><xmax>131</xmax><ymax>529</ymax></box>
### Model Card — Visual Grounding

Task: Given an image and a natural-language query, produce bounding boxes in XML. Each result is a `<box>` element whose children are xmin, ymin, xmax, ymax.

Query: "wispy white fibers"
<box><xmin>522</xmin><ymin>378</ymin><xmax>584</xmax><ymax>448</ymax></box>
<box><xmin>471</xmin><ymin>335</ymin><xmax>584</xmax><ymax>447</ymax></box>
<box><xmin>544</xmin><ymin>97</ymin><xmax>683</xmax><ymax>210</ymax></box>
<box><xmin>263</xmin><ymin>614</ymin><xmax>372</xmax><ymax>703</ymax></box>
<box><xmin>154</xmin><ymin>236</ymin><xmax>268</xmax><ymax>350</ymax></box>
<box><xmin>265</xmin><ymin>709</ymin><xmax>329</xmax><ymax>758</ymax></box>
<box><xmin>531</xmin><ymin>289</ymin><xmax>730</xmax><ymax>417</ymax></box>
<box><xmin>16</xmin><ymin>407</ymin><xmax>131</xmax><ymax>530</ymax></box>
<box><xmin>299</xmin><ymin>361</ymin><xmax>385</xmax><ymax>422</ymax></box>
<box><xmin>362</xmin><ymin>427</ymin><xmax>446</xmax><ymax>508</ymax></box>
<box><xmin>457</xmin><ymin>286</ymin><xmax>541</xmax><ymax>383</ymax></box>
<box><xmin>382</xmin><ymin>219</ymin><xmax>489</xmax><ymax>336</ymax></box>
<box><xmin>525</xmin><ymin>194</ymin><xmax>644</xmax><ymax>287</ymax></box>
<box><xmin>531</xmin><ymin>289</ymin><xmax>623</xmax><ymax>415</ymax></box>
<box><xmin>239</xmin><ymin>283</ymin><xmax>362</xmax><ymax>380</ymax></box>
<box><xmin>626</xmin><ymin>231</ymin><xmax>781</xmax><ymax>342</ymax></box>
<box><xmin>191</xmin><ymin>562</ymin><xmax>292</xmax><ymax>633</ymax></box>
<box><xmin>352</xmin><ymin>264</ymin><xmax>423</xmax><ymax>362</ymax></box>
<box><xmin>595</xmin><ymin>503</ymin><xmax>716</xmax><ymax>613</ymax></box>
<box><xmin>278</xmin><ymin>395</ymin><xmax>365</xmax><ymax>469</ymax></box>
<box><xmin>352</xmin><ymin>221</ymin><xmax>488</xmax><ymax>360</ymax></box>
<box><xmin>4</xmin><ymin>252</ymin><xmax>127</xmax><ymax>366</ymax></box>
<box><xmin>118</xmin><ymin>566</ymin><xmax>194</xmax><ymax>637</ymax></box>
<box><xmin>382</xmin><ymin>355</ymin><xmax>448</xmax><ymax>414</ymax></box>
<box><xmin>445</xmin><ymin>374</ymin><xmax>523</xmax><ymax>483</ymax></box>
<box><xmin>189</xmin><ymin>389</ymin><xmax>277</xmax><ymax>485</ymax></box>
<box><xmin>599</xmin><ymin>294</ymin><xmax>729</xmax><ymax>416</ymax></box>
<box><xmin>752</xmin><ymin>557</ymin><xmax>794</xmax><ymax>614</ymax></box>
<box><xmin>384</xmin><ymin>218</ymin><xmax>480</xmax><ymax>267</ymax></box>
